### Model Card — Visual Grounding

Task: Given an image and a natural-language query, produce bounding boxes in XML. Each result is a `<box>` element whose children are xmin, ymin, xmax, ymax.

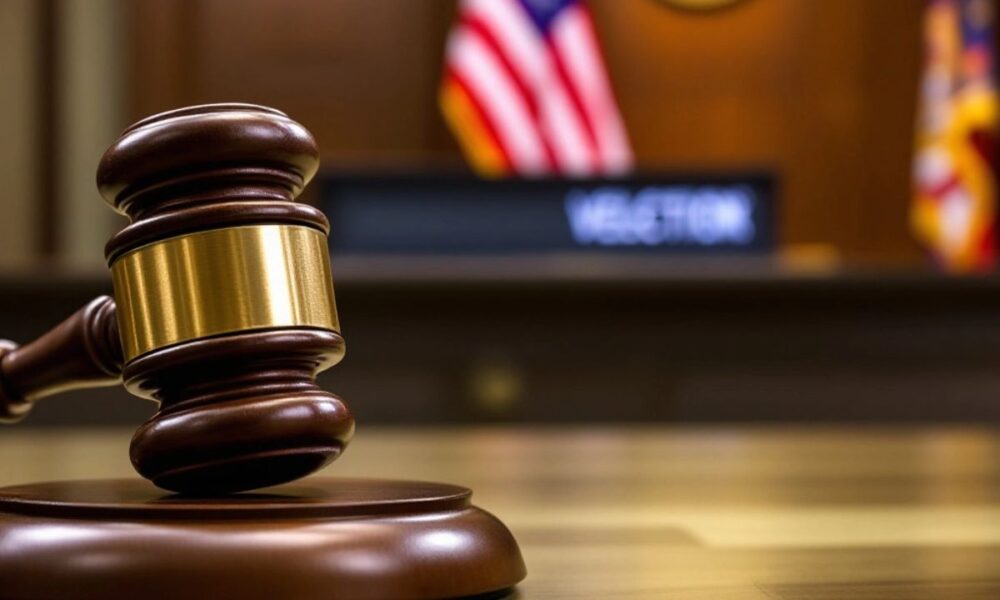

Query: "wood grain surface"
<box><xmin>2</xmin><ymin>426</ymin><xmax>999</xmax><ymax>599</ymax></box>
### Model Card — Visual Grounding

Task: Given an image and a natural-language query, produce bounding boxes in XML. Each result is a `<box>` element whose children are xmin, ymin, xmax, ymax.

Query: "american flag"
<box><xmin>440</xmin><ymin>0</ymin><xmax>633</xmax><ymax>177</ymax></box>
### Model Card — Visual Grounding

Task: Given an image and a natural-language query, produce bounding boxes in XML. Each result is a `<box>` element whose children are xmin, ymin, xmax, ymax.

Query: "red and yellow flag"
<box><xmin>913</xmin><ymin>0</ymin><xmax>999</xmax><ymax>272</ymax></box>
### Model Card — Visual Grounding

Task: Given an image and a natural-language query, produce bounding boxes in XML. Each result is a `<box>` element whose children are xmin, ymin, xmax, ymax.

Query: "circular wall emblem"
<box><xmin>659</xmin><ymin>0</ymin><xmax>746</xmax><ymax>11</ymax></box>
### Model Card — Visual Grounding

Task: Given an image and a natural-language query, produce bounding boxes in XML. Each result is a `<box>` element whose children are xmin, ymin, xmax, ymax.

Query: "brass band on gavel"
<box><xmin>111</xmin><ymin>224</ymin><xmax>339</xmax><ymax>361</ymax></box>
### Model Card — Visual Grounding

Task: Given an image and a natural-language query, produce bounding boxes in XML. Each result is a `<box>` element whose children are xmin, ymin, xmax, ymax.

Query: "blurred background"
<box><xmin>1</xmin><ymin>0</ymin><xmax>999</xmax><ymax>425</ymax></box>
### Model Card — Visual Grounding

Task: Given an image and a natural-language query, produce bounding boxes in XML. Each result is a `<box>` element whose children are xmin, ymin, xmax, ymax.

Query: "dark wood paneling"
<box><xmin>125</xmin><ymin>0</ymin><xmax>925</xmax><ymax>265</ymax></box>
<box><xmin>6</xmin><ymin>275</ymin><xmax>1000</xmax><ymax>426</ymax></box>
<box><xmin>22</xmin><ymin>0</ymin><xmax>946</xmax><ymax>426</ymax></box>
<box><xmin>127</xmin><ymin>0</ymin><xmax>460</xmax><ymax>171</ymax></box>
<box><xmin>36</xmin><ymin>0</ymin><xmax>57</xmax><ymax>258</ymax></box>
<box><xmin>589</xmin><ymin>0</ymin><xmax>924</xmax><ymax>265</ymax></box>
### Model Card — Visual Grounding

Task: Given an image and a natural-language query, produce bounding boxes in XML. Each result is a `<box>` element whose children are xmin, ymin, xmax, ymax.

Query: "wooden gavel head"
<box><xmin>0</xmin><ymin>104</ymin><xmax>354</xmax><ymax>494</ymax></box>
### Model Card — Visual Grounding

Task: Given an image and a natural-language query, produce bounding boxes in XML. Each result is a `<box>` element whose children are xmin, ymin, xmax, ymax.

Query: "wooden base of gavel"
<box><xmin>0</xmin><ymin>104</ymin><xmax>525</xmax><ymax>599</ymax></box>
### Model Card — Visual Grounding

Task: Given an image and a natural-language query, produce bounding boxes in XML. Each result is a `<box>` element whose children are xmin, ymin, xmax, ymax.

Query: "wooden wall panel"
<box><xmin>589</xmin><ymin>0</ymin><xmax>924</xmax><ymax>264</ymax></box>
<box><xmin>128</xmin><ymin>0</ymin><xmax>460</xmax><ymax>169</ymax></box>
<box><xmin>55</xmin><ymin>0</ymin><xmax>128</xmax><ymax>269</ymax></box>
<box><xmin>0</xmin><ymin>0</ymin><xmax>41</xmax><ymax>267</ymax></box>
<box><xmin>127</xmin><ymin>0</ymin><xmax>925</xmax><ymax>265</ymax></box>
<box><xmin>11</xmin><ymin>276</ymin><xmax>1000</xmax><ymax>425</ymax></box>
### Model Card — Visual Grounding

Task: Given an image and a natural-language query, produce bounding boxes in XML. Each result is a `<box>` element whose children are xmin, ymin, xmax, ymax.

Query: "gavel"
<box><xmin>0</xmin><ymin>104</ymin><xmax>354</xmax><ymax>494</ymax></box>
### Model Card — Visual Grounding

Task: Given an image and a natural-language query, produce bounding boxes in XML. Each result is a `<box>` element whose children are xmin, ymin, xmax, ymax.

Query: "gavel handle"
<box><xmin>0</xmin><ymin>296</ymin><xmax>123</xmax><ymax>423</ymax></box>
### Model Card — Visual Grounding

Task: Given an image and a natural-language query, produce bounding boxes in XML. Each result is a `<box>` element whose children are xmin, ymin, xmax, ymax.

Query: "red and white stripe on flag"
<box><xmin>440</xmin><ymin>0</ymin><xmax>633</xmax><ymax>177</ymax></box>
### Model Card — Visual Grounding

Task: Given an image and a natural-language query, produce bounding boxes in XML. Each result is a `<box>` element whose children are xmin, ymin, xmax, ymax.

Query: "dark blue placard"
<box><xmin>321</xmin><ymin>174</ymin><xmax>775</xmax><ymax>255</ymax></box>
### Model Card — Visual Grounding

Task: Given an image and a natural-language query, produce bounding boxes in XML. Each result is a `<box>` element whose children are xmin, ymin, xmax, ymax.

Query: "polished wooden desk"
<box><xmin>2</xmin><ymin>426</ymin><xmax>999</xmax><ymax>599</ymax></box>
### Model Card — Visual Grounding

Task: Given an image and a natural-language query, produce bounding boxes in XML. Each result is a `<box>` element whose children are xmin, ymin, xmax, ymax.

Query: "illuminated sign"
<box><xmin>322</xmin><ymin>175</ymin><xmax>774</xmax><ymax>255</ymax></box>
<box><xmin>565</xmin><ymin>185</ymin><xmax>757</xmax><ymax>247</ymax></box>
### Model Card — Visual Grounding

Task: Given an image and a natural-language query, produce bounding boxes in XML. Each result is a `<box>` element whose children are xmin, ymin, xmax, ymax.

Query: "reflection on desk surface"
<box><xmin>2</xmin><ymin>426</ymin><xmax>1000</xmax><ymax>599</ymax></box>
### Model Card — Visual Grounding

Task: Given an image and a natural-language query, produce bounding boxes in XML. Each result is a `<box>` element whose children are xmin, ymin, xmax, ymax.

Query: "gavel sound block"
<box><xmin>0</xmin><ymin>104</ymin><xmax>525</xmax><ymax>600</ymax></box>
